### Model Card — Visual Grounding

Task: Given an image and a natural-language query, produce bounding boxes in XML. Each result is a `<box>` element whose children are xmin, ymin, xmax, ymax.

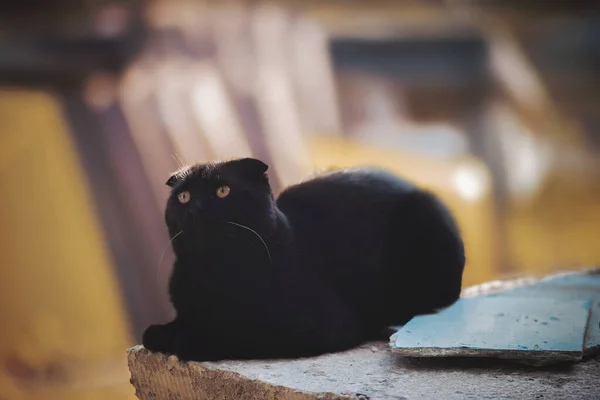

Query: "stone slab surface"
<box><xmin>128</xmin><ymin>342</ymin><xmax>600</xmax><ymax>400</ymax></box>
<box><xmin>128</xmin><ymin>268</ymin><xmax>600</xmax><ymax>400</ymax></box>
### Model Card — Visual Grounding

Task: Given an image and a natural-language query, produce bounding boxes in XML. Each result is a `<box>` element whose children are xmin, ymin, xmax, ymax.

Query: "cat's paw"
<box><xmin>143</xmin><ymin>324</ymin><xmax>217</xmax><ymax>362</ymax></box>
<box><xmin>142</xmin><ymin>324</ymin><xmax>179</xmax><ymax>354</ymax></box>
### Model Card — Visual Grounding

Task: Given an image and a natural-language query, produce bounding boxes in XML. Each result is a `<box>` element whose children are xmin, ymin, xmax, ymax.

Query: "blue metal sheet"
<box><xmin>536</xmin><ymin>272</ymin><xmax>600</xmax><ymax>289</ymax></box>
<box><xmin>586</xmin><ymin>297</ymin><xmax>600</xmax><ymax>354</ymax></box>
<box><xmin>496</xmin><ymin>274</ymin><xmax>600</xmax><ymax>355</ymax></box>
<box><xmin>392</xmin><ymin>296</ymin><xmax>591</xmax><ymax>362</ymax></box>
<box><xmin>497</xmin><ymin>292</ymin><xmax>599</xmax><ymax>355</ymax></box>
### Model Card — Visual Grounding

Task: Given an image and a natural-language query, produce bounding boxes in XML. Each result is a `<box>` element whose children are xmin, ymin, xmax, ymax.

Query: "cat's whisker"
<box><xmin>227</xmin><ymin>221</ymin><xmax>272</xmax><ymax>265</ymax></box>
<box><xmin>157</xmin><ymin>230</ymin><xmax>184</xmax><ymax>286</ymax></box>
<box><xmin>172</xmin><ymin>153</ymin><xmax>186</xmax><ymax>170</ymax></box>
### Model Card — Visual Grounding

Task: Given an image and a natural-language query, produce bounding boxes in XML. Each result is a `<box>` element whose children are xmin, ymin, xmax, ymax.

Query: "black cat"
<box><xmin>142</xmin><ymin>158</ymin><xmax>465</xmax><ymax>361</ymax></box>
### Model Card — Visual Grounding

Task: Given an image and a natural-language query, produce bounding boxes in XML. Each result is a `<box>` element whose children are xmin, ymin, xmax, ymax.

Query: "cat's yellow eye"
<box><xmin>178</xmin><ymin>191</ymin><xmax>191</xmax><ymax>204</ymax></box>
<box><xmin>216</xmin><ymin>185</ymin><xmax>230</xmax><ymax>198</ymax></box>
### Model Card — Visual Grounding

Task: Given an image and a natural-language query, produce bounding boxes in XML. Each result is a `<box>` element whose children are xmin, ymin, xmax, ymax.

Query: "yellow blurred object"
<box><xmin>0</xmin><ymin>90</ymin><xmax>135</xmax><ymax>400</ymax></box>
<box><xmin>506</xmin><ymin>176</ymin><xmax>600</xmax><ymax>276</ymax></box>
<box><xmin>306</xmin><ymin>136</ymin><xmax>501</xmax><ymax>287</ymax></box>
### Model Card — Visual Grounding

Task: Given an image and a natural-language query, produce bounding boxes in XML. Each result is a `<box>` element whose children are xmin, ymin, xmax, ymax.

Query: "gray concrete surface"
<box><xmin>128</xmin><ymin>269</ymin><xmax>600</xmax><ymax>400</ymax></box>
<box><xmin>129</xmin><ymin>342</ymin><xmax>599</xmax><ymax>400</ymax></box>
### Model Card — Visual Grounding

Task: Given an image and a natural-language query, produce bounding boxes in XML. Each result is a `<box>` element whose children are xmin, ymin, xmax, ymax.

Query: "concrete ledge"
<box><xmin>128</xmin><ymin>269</ymin><xmax>600</xmax><ymax>400</ymax></box>
<box><xmin>128</xmin><ymin>341</ymin><xmax>600</xmax><ymax>400</ymax></box>
<box><xmin>127</xmin><ymin>345</ymin><xmax>369</xmax><ymax>400</ymax></box>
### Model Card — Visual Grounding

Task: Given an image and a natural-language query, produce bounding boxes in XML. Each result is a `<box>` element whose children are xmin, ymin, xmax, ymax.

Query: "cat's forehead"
<box><xmin>180</xmin><ymin>161</ymin><xmax>243</xmax><ymax>184</ymax></box>
<box><xmin>170</xmin><ymin>158</ymin><xmax>267</xmax><ymax>190</ymax></box>
<box><xmin>183</xmin><ymin>162</ymin><xmax>223</xmax><ymax>182</ymax></box>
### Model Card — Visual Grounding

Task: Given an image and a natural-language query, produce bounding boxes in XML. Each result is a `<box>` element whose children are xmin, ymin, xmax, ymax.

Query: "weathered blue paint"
<box><xmin>497</xmin><ymin>274</ymin><xmax>600</xmax><ymax>354</ymax></box>
<box><xmin>392</xmin><ymin>296</ymin><xmax>591</xmax><ymax>360</ymax></box>
<box><xmin>536</xmin><ymin>272</ymin><xmax>600</xmax><ymax>289</ymax></box>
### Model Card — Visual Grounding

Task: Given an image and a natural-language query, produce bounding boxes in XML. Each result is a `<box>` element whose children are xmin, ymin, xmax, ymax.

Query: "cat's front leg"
<box><xmin>142</xmin><ymin>321</ymin><xmax>182</xmax><ymax>355</ymax></box>
<box><xmin>143</xmin><ymin>321</ymin><xmax>222</xmax><ymax>362</ymax></box>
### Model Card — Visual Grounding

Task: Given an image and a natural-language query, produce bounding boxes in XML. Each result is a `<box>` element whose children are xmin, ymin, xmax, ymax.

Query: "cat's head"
<box><xmin>164</xmin><ymin>158</ymin><xmax>275</xmax><ymax>245</ymax></box>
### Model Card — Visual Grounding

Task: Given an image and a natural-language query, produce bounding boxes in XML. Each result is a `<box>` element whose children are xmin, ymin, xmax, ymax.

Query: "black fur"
<box><xmin>142</xmin><ymin>158</ymin><xmax>465</xmax><ymax>361</ymax></box>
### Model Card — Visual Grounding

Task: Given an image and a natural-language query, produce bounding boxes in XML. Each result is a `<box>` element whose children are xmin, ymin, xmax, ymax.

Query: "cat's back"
<box><xmin>275</xmin><ymin>167</ymin><xmax>417</xmax><ymax>275</ymax></box>
<box><xmin>277</xmin><ymin>167</ymin><xmax>415</xmax><ymax>213</ymax></box>
<box><xmin>277</xmin><ymin>166</ymin><xmax>464</xmax><ymax>327</ymax></box>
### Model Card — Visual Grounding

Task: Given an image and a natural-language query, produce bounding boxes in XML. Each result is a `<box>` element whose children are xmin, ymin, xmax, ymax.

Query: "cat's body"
<box><xmin>143</xmin><ymin>159</ymin><xmax>465</xmax><ymax>361</ymax></box>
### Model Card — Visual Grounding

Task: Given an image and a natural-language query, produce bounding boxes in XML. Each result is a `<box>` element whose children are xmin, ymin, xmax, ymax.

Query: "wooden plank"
<box><xmin>392</xmin><ymin>296</ymin><xmax>591</xmax><ymax>362</ymax></box>
<box><xmin>485</xmin><ymin>20</ymin><xmax>586</xmax><ymax>148</ymax></box>
<box><xmin>250</xmin><ymin>3</ymin><xmax>313</xmax><ymax>188</ymax></box>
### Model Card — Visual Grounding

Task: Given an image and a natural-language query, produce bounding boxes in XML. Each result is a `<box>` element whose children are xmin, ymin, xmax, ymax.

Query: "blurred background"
<box><xmin>1</xmin><ymin>0</ymin><xmax>599</xmax><ymax>398</ymax></box>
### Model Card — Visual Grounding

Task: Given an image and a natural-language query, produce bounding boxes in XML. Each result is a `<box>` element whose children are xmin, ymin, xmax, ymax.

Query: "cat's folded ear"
<box><xmin>166</xmin><ymin>174</ymin><xmax>179</xmax><ymax>187</ymax></box>
<box><xmin>228</xmin><ymin>158</ymin><xmax>269</xmax><ymax>180</ymax></box>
